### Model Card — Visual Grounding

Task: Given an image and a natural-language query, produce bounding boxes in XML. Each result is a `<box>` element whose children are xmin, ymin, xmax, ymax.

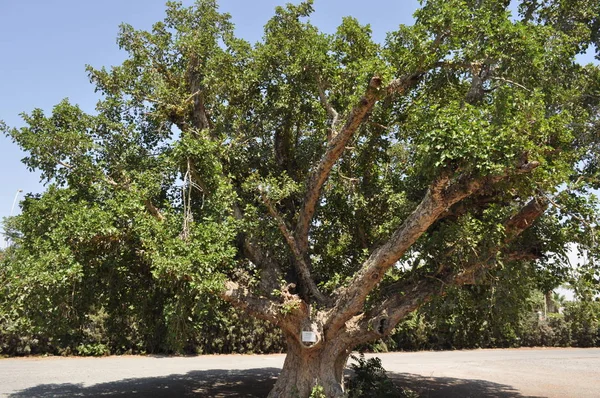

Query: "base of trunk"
<box><xmin>267</xmin><ymin>338</ymin><xmax>349</xmax><ymax>398</ymax></box>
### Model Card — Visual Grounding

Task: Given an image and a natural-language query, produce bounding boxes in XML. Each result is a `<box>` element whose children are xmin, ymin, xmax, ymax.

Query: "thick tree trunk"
<box><xmin>268</xmin><ymin>336</ymin><xmax>350</xmax><ymax>398</ymax></box>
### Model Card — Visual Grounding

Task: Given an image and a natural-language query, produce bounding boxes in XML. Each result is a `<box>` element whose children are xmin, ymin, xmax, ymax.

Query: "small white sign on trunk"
<box><xmin>301</xmin><ymin>331</ymin><xmax>317</xmax><ymax>343</ymax></box>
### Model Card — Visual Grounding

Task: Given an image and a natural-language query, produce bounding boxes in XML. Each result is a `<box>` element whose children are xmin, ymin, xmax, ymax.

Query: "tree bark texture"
<box><xmin>267</xmin><ymin>335</ymin><xmax>350</xmax><ymax>398</ymax></box>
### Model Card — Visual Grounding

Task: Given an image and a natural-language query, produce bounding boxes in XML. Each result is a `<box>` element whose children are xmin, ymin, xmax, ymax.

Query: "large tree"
<box><xmin>3</xmin><ymin>0</ymin><xmax>600</xmax><ymax>396</ymax></box>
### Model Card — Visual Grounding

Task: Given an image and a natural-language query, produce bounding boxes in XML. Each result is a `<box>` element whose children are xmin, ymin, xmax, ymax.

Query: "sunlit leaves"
<box><xmin>1</xmin><ymin>0</ymin><xmax>599</xmax><ymax>355</ymax></box>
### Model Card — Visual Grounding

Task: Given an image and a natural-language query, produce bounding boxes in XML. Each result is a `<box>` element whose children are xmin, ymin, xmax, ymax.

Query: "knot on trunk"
<box><xmin>370</xmin><ymin>316</ymin><xmax>389</xmax><ymax>336</ymax></box>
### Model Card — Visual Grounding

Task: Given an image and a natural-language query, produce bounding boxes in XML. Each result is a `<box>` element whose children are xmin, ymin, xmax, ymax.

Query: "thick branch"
<box><xmin>324</xmin><ymin>174</ymin><xmax>451</xmax><ymax>338</ymax></box>
<box><xmin>294</xmin><ymin>76</ymin><xmax>383</xmax><ymax>255</ymax></box>
<box><xmin>221</xmin><ymin>281</ymin><xmax>282</xmax><ymax>324</ymax></box>
<box><xmin>453</xmin><ymin>195</ymin><xmax>548</xmax><ymax>285</ymax></box>
<box><xmin>348</xmin><ymin>196</ymin><xmax>549</xmax><ymax>344</ymax></box>
<box><xmin>144</xmin><ymin>199</ymin><xmax>165</xmax><ymax>222</ymax></box>
<box><xmin>244</xmin><ymin>238</ymin><xmax>282</xmax><ymax>294</ymax></box>
<box><xmin>186</xmin><ymin>55</ymin><xmax>211</xmax><ymax>133</ymax></box>
<box><xmin>326</xmin><ymin>163</ymin><xmax>540</xmax><ymax>338</ymax></box>
<box><xmin>345</xmin><ymin>278</ymin><xmax>439</xmax><ymax>346</ymax></box>
<box><xmin>220</xmin><ymin>280</ymin><xmax>308</xmax><ymax>336</ymax></box>
<box><xmin>387</xmin><ymin>71</ymin><xmax>425</xmax><ymax>96</ymax></box>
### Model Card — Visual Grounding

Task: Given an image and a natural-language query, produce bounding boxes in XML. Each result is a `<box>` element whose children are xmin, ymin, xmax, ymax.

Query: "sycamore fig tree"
<box><xmin>3</xmin><ymin>0</ymin><xmax>600</xmax><ymax>396</ymax></box>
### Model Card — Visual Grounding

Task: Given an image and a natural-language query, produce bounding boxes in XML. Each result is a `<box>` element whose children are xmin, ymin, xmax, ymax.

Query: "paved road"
<box><xmin>0</xmin><ymin>348</ymin><xmax>598</xmax><ymax>397</ymax></box>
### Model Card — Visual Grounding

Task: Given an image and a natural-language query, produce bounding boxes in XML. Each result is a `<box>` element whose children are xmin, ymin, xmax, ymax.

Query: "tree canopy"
<box><xmin>2</xmin><ymin>0</ymin><xmax>600</xmax><ymax>396</ymax></box>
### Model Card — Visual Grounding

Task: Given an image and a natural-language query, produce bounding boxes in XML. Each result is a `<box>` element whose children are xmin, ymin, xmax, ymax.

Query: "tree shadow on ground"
<box><xmin>9</xmin><ymin>368</ymin><xmax>544</xmax><ymax>398</ymax></box>
<box><xmin>390</xmin><ymin>372</ymin><xmax>545</xmax><ymax>398</ymax></box>
<box><xmin>8</xmin><ymin>368</ymin><xmax>279</xmax><ymax>398</ymax></box>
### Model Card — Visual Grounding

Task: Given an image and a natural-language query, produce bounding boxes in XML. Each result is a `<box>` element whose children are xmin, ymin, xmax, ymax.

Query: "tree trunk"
<box><xmin>268</xmin><ymin>335</ymin><xmax>350</xmax><ymax>398</ymax></box>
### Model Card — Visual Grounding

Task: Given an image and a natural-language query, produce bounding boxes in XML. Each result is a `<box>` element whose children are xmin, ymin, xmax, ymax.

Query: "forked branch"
<box><xmin>346</xmin><ymin>196</ymin><xmax>548</xmax><ymax>345</ymax></box>
<box><xmin>326</xmin><ymin>162</ymin><xmax>541</xmax><ymax>338</ymax></box>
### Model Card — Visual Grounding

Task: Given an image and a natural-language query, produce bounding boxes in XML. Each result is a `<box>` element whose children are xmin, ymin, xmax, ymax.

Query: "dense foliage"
<box><xmin>385</xmin><ymin>291</ymin><xmax>600</xmax><ymax>352</ymax></box>
<box><xmin>1</xmin><ymin>0</ymin><xmax>600</xmax><ymax>396</ymax></box>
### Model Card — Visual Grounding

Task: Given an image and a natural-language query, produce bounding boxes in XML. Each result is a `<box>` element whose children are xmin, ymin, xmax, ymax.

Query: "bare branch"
<box><xmin>57</xmin><ymin>160</ymin><xmax>73</xmax><ymax>170</ymax></box>
<box><xmin>490</xmin><ymin>76</ymin><xmax>532</xmax><ymax>92</ymax></box>
<box><xmin>316</xmin><ymin>74</ymin><xmax>339</xmax><ymax>128</ymax></box>
<box><xmin>369</xmin><ymin>122</ymin><xmax>388</xmax><ymax>130</ymax></box>
<box><xmin>144</xmin><ymin>199</ymin><xmax>165</xmax><ymax>222</ymax></box>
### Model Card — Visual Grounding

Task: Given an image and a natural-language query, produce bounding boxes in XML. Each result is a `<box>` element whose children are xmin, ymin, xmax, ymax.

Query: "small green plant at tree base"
<box><xmin>309</xmin><ymin>385</ymin><xmax>326</xmax><ymax>398</ymax></box>
<box><xmin>346</xmin><ymin>353</ymin><xmax>404</xmax><ymax>398</ymax></box>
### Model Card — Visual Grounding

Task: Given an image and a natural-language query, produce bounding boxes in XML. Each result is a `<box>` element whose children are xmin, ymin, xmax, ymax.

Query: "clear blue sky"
<box><xmin>0</xmin><ymin>1</ymin><xmax>596</xmax><ymax>246</ymax></box>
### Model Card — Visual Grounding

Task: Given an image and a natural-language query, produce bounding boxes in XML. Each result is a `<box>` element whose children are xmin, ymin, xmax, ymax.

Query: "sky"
<box><xmin>0</xmin><ymin>0</ymin><xmax>596</xmax><ymax>247</ymax></box>
<box><xmin>0</xmin><ymin>0</ymin><xmax>421</xmax><ymax>245</ymax></box>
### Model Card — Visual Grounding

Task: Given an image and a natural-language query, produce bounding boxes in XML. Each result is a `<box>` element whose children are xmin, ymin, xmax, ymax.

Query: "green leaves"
<box><xmin>7</xmin><ymin>100</ymin><xmax>95</xmax><ymax>184</ymax></box>
<box><xmin>2</xmin><ymin>0</ymin><xmax>600</xmax><ymax>356</ymax></box>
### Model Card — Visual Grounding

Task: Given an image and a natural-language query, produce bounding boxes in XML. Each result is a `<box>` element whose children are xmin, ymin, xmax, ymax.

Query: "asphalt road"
<box><xmin>0</xmin><ymin>348</ymin><xmax>598</xmax><ymax>397</ymax></box>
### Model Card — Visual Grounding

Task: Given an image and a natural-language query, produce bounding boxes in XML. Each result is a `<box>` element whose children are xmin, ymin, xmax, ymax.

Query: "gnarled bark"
<box><xmin>268</xmin><ymin>334</ymin><xmax>350</xmax><ymax>398</ymax></box>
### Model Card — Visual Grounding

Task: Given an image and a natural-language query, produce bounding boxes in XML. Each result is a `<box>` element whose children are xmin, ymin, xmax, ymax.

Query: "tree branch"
<box><xmin>294</xmin><ymin>76</ymin><xmax>383</xmax><ymax>256</ymax></box>
<box><xmin>232</xmin><ymin>203</ymin><xmax>283</xmax><ymax>295</ymax></box>
<box><xmin>260</xmin><ymin>192</ymin><xmax>329</xmax><ymax>305</ymax></box>
<box><xmin>294</xmin><ymin>69</ymin><xmax>434</xmax><ymax>265</ymax></box>
<box><xmin>490</xmin><ymin>76</ymin><xmax>532</xmax><ymax>92</ymax></box>
<box><xmin>221</xmin><ymin>280</ymin><xmax>283</xmax><ymax>323</ymax></box>
<box><xmin>315</xmin><ymin>74</ymin><xmax>339</xmax><ymax>128</ymax></box>
<box><xmin>220</xmin><ymin>280</ymin><xmax>308</xmax><ymax>336</ymax></box>
<box><xmin>185</xmin><ymin>55</ymin><xmax>211</xmax><ymax>133</ymax></box>
<box><xmin>144</xmin><ymin>199</ymin><xmax>165</xmax><ymax>222</ymax></box>
<box><xmin>56</xmin><ymin>158</ymin><xmax>166</xmax><ymax>223</ymax></box>
<box><xmin>345</xmin><ymin>278</ymin><xmax>439</xmax><ymax>346</ymax></box>
<box><xmin>345</xmin><ymin>196</ymin><xmax>549</xmax><ymax>345</ymax></box>
<box><xmin>325</xmin><ymin>162</ymin><xmax>541</xmax><ymax>338</ymax></box>
<box><xmin>386</xmin><ymin>71</ymin><xmax>426</xmax><ymax>96</ymax></box>
<box><xmin>453</xmin><ymin>195</ymin><xmax>548</xmax><ymax>285</ymax></box>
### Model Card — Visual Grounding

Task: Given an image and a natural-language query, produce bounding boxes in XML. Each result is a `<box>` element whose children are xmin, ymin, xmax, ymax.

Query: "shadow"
<box><xmin>9</xmin><ymin>368</ymin><xmax>547</xmax><ymax>398</ymax></box>
<box><xmin>390</xmin><ymin>372</ymin><xmax>546</xmax><ymax>398</ymax></box>
<box><xmin>8</xmin><ymin>368</ymin><xmax>279</xmax><ymax>398</ymax></box>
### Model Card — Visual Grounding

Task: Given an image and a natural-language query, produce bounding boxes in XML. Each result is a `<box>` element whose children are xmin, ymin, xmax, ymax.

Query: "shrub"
<box><xmin>346</xmin><ymin>354</ymin><xmax>400</xmax><ymax>398</ymax></box>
